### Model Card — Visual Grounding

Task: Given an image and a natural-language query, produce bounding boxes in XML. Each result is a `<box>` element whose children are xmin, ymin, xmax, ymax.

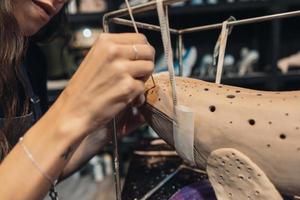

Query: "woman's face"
<box><xmin>13</xmin><ymin>0</ymin><xmax>68</xmax><ymax>36</ymax></box>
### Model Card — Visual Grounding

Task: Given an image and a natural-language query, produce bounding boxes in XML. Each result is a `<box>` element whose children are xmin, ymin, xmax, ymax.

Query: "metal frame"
<box><xmin>103</xmin><ymin>0</ymin><xmax>300</xmax><ymax>75</ymax></box>
<box><xmin>104</xmin><ymin>1</ymin><xmax>300</xmax><ymax>34</ymax></box>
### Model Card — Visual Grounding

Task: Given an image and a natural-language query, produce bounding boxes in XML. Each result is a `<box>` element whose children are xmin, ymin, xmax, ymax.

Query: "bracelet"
<box><xmin>19</xmin><ymin>137</ymin><xmax>59</xmax><ymax>200</ymax></box>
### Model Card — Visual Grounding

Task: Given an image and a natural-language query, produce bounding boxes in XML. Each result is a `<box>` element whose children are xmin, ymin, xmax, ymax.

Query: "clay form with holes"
<box><xmin>141</xmin><ymin>73</ymin><xmax>300</xmax><ymax>198</ymax></box>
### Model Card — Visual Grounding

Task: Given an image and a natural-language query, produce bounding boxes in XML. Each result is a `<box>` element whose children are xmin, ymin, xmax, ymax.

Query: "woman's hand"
<box><xmin>0</xmin><ymin>33</ymin><xmax>155</xmax><ymax>200</ymax></box>
<box><xmin>55</xmin><ymin>33</ymin><xmax>155</xmax><ymax>140</ymax></box>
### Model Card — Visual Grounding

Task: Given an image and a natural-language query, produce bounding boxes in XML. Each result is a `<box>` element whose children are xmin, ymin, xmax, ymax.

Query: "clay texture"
<box><xmin>207</xmin><ymin>148</ymin><xmax>282</xmax><ymax>200</ymax></box>
<box><xmin>141</xmin><ymin>73</ymin><xmax>300</xmax><ymax>196</ymax></box>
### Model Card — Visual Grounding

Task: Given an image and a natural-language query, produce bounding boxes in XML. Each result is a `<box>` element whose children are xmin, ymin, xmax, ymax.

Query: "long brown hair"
<box><xmin>0</xmin><ymin>1</ymin><xmax>29</xmax><ymax>157</ymax></box>
<box><xmin>0</xmin><ymin>1</ymin><xmax>68</xmax><ymax>158</ymax></box>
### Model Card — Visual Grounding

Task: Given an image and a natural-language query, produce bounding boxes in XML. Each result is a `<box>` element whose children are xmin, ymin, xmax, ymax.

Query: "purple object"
<box><xmin>169</xmin><ymin>181</ymin><xmax>217</xmax><ymax>200</ymax></box>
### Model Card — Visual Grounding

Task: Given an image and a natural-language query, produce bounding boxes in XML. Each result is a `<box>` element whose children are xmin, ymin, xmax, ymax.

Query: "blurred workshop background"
<box><xmin>26</xmin><ymin>0</ymin><xmax>300</xmax><ymax>199</ymax></box>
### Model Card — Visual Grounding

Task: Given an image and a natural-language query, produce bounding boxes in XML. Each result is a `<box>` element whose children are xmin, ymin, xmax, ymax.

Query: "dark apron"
<box><xmin>0</xmin><ymin>65</ymin><xmax>42</xmax><ymax>159</ymax></box>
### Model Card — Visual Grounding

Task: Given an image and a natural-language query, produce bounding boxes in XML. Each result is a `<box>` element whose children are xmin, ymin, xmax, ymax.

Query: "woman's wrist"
<box><xmin>48</xmin><ymin>90</ymin><xmax>91</xmax><ymax>143</ymax></box>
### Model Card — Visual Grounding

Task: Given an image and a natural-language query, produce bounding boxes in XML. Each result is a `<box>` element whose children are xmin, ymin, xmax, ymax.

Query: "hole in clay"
<box><xmin>247</xmin><ymin>167</ymin><xmax>252</xmax><ymax>172</ymax></box>
<box><xmin>248</xmin><ymin>119</ymin><xmax>256</xmax><ymax>126</ymax></box>
<box><xmin>204</xmin><ymin>88</ymin><xmax>209</xmax><ymax>91</ymax></box>
<box><xmin>218</xmin><ymin>86</ymin><xmax>223</xmax><ymax>88</ymax></box>
<box><xmin>257</xmin><ymin>94</ymin><xmax>262</xmax><ymax>96</ymax></box>
<box><xmin>285</xmin><ymin>113</ymin><xmax>289</xmax><ymax>116</ymax></box>
<box><xmin>226</xmin><ymin>169</ymin><xmax>230</xmax><ymax>174</ymax></box>
<box><xmin>158</xmin><ymin>98</ymin><xmax>161</xmax><ymax>101</ymax></box>
<box><xmin>268</xmin><ymin>121</ymin><xmax>272</xmax><ymax>125</ymax></box>
<box><xmin>238</xmin><ymin>175</ymin><xmax>244</xmax><ymax>180</ymax></box>
<box><xmin>237</xmin><ymin>166</ymin><xmax>241</xmax><ymax>170</ymax></box>
<box><xmin>228</xmin><ymin>193</ymin><xmax>232</xmax><ymax>197</ymax></box>
<box><xmin>209</xmin><ymin>105</ymin><xmax>216</xmax><ymax>112</ymax></box>
<box><xmin>255</xmin><ymin>191</ymin><xmax>260</xmax><ymax>195</ymax></box>
<box><xmin>229</xmin><ymin>121</ymin><xmax>233</xmax><ymax>124</ymax></box>
<box><xmin>227</xmin><ymin>95</ymin><xmax>235</xmax><ymax>99</ymax></box>
<box><xmin>248</xmin><ymin>176</ymin><xmax>252</xmax><ymax>180</ymax></box>
<box><xmin>235</xmin><ymin>90</ymin><xmax>241</xmax><ymax>93</ymax></box>
<box><xmin>267</xmin><ymin>144</ymin><xmax>271</xmax><ymax>148</ymax></box>
<box><xmin>280</xmin><ymin>134</ymin><xmax>287</xmax><ymax>140</ymax></box>
<box><xmin>296</xmin><ymin>127</ymin><xmax>299</xmax><ymax>130</ymax></box>
<box><xmin>232</xmin><ymin>152</ymin><xmax>236</xmax><ymax>156</ymax></box>
<box><xmin>257</xmin><ymin>173</ymin><xmax>261</xmax><ymax>177</ymax></box>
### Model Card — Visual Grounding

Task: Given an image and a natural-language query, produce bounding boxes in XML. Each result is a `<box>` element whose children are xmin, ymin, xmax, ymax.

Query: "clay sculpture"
<box><xmin>140</xmin><ymin>73</ymin><xmax>300</xmax><ymax>199</ymax></box>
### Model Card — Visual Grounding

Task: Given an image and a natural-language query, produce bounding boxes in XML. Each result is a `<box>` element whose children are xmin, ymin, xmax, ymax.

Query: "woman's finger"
<box><xmin>114</xmin><ymin>44</ymin><xmax>155</xmax><ymax>61</ymax></box>
<box><xmin>99</xmin><ymin>33</ymin><xmax>149</xmax><ymax>45</ymax></box>
<box><xmin>117</xmin><ymin>60</ymin><xmax>154</xmax><ymax>79</ymax></box>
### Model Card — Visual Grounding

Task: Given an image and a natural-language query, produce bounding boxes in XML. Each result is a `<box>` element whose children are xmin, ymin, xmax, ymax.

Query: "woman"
<box><xmin>0</xmin><ymin>0</ymin><xmax>155</xmax><ymax>199</ymax></box>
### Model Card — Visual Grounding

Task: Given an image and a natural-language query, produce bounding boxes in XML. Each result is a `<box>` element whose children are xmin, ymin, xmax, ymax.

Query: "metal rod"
<box><xmin>103</xmin><ymin>22</ymin><xmax>122</xmax><ymax>200</ymax></box>
<box><xmin>177</xmin><ymin>34</ymin><xmax>183</xmax><ymax>76</ymax></box>
<box><xmin>179</xmin><ymin>10</ymin><xmax>300</xmax><ymax>34</ymax></box>
<box><xmin>111</xmin><ymin>18</ymin><xmax>179</xmax><ymax>34</ymax></box>
<box><xmin>139</xmin><ymin>164</ymin><xmax>207</xmax><ymax>200</ymax></box>
<box><xmin>103</xmin><ymin>0</ymin><xmax>188</xmax><ymax>20</ymax></box>
<box><xmin>106</xmin><ymin>9</ymin><xmax>300</xmax><ymax>35</ymax></box>
<box><xmin>140</xmin><ymin>165</ymin><xmax>183</xmax><ymax>200</ymax></box>
<box><xmin>112</xmin><ymin>119</ymin><xmax>122</xmax><ymax>200</ymax></box>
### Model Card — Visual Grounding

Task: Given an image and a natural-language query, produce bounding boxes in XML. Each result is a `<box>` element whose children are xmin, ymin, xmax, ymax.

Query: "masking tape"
<box><xmin>173</xmin><ymin>105</ymin><xmax>195</xmax><ymax>165</ymax></box>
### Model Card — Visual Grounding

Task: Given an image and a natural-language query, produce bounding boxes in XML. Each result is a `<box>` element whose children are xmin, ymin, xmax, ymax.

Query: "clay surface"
<box><xmin>207</xmin><ymin>148</ymin><xmax>282</xmax><ymax>200</ymax></box>
<box><xmin>141</xmin><ymin>73</ymin><xmax>300</xmax><ymax>196</ymax></box>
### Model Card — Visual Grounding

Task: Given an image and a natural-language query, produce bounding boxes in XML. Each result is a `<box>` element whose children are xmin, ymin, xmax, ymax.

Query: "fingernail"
<box><xmin>139</xmin><ymin>95</ymin><xmax>145</xmax><ymax>105</ymax></box>
<box><xmin>132</xmin><ymin>107</ymin><xmax>138</xmax><ymax>116</ymax></box>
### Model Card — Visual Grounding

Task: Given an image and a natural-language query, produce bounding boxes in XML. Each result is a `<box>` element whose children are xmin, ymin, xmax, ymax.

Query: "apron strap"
<box><xmin>20</xmin><ymin>65</ymin><xmax>42</xmax><ymax>121</ymax></box>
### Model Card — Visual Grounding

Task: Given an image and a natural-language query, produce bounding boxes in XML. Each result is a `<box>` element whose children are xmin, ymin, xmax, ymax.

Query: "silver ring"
<box><xmin>132</xmin><ymin>44</ymin><xmax>138</xmax><ymax>60</ymax></box>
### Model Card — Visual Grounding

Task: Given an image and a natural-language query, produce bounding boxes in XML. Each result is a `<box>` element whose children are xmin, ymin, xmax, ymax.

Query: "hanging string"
<box><xmin>213</xmin><ymin>16</ymin><xmax>236</xmax><ymax>84</ymax></box>
<box><xmin>157</xmin><ymin>0</ymin><xmax>178</xmax><ymax>107</ymax></box>
<box><xmin>124</xmin><ymin>0</ymin><xmax>156</xmax><ymax>87</ymax></box>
